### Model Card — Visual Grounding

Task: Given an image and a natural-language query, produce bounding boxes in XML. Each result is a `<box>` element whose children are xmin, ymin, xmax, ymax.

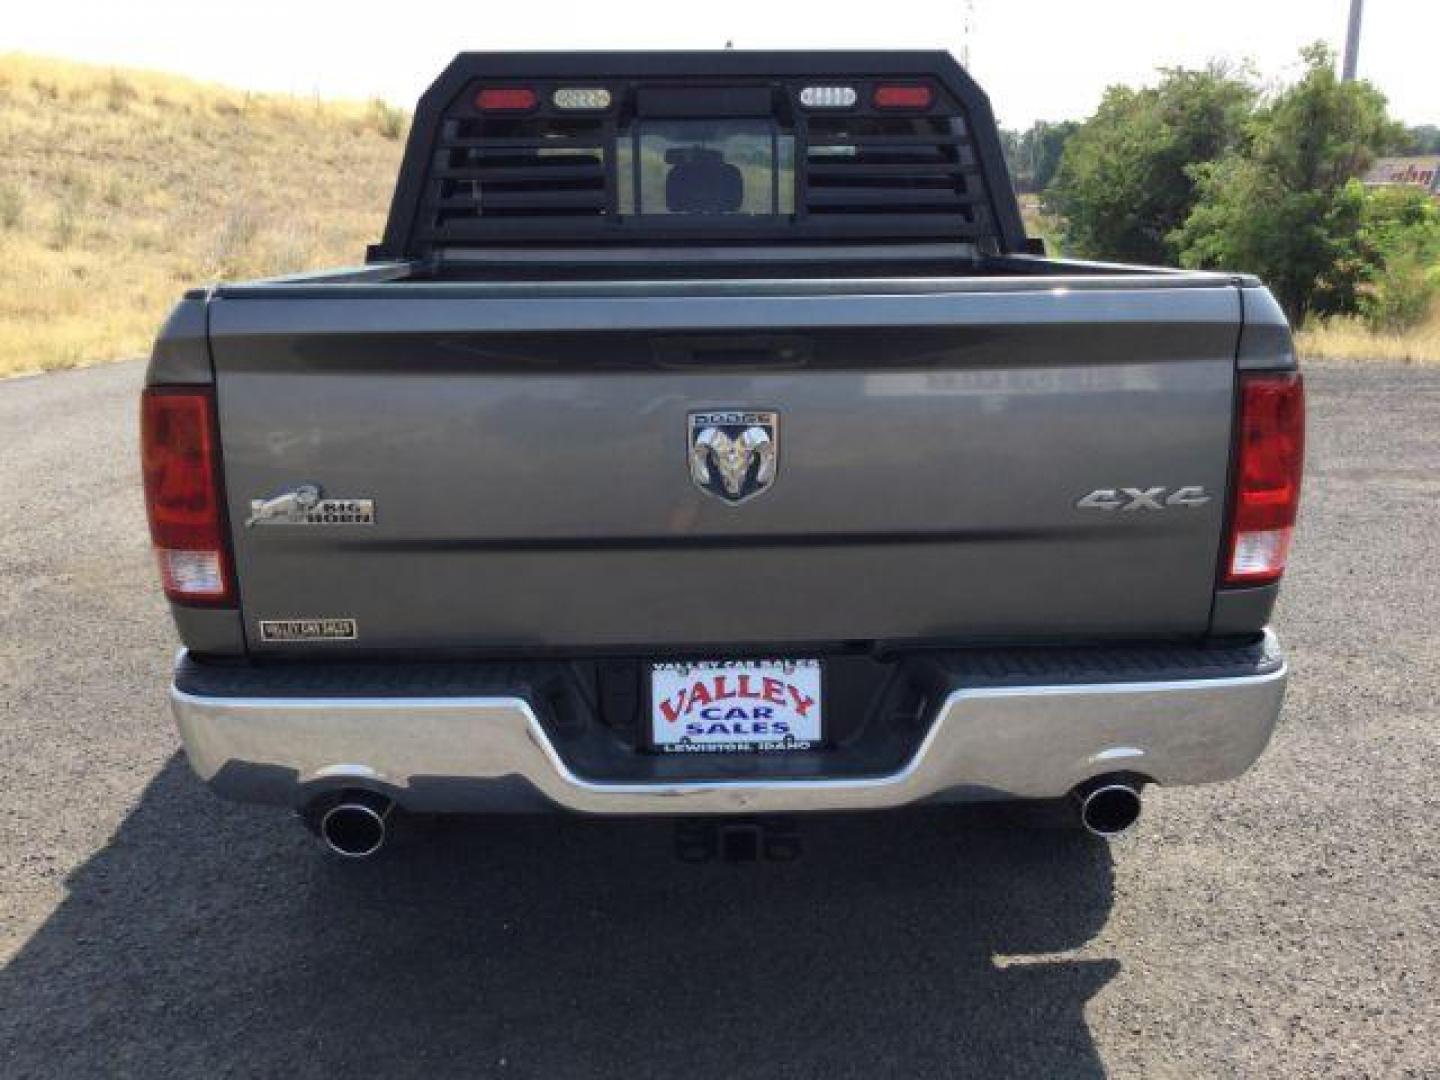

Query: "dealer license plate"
<box><xmin>650</xmin><ymin>659</ymin><xmax>823</xmax><ymax>754</ymax></box>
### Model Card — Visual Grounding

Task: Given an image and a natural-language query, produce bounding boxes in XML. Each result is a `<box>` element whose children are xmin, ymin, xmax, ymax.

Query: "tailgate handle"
<box><xmin>653</xmin><ymin>335</ymin><xmax>811</xmax><ymax>370</ymax></box>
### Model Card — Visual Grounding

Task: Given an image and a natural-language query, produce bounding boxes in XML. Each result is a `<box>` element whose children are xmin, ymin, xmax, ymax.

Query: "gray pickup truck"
<box><xmin>143</xmin><ymin>52</ymin><xmax>1303</xmax><ymax>858</ymax></box>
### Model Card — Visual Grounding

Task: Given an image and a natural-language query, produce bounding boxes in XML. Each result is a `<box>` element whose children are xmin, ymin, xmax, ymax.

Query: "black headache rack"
<box><xmin>370</xmin><ymin>51</ymin><xmax>1027</xmax><ymax>263</ymax></box>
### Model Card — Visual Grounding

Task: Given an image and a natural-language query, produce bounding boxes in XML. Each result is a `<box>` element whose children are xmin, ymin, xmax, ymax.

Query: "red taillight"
<box><xmin>141</xmin><ymin>387</ymin><xmax>234</xmax><ymax>604</ymax></box>
<box><xmin>475</xmin><ymin>87</ymin><xmax>537</xmax><ymax>112</ymax></box>
<box><xmin>873</xmin><ymin>84</ymin><xmax>934</xmax><ymax>110</ymax></box>
<box><xmin>1224</xmin><ymin>372</ymin><xmax>1305</xmax><ymax>586</ymax></box>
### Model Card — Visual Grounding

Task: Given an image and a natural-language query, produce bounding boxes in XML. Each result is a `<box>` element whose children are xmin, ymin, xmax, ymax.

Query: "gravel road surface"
<box><xmin>0</xmin><ymin>359</ymin><xmax>1436</xmax><ymax>1078</ymax></box>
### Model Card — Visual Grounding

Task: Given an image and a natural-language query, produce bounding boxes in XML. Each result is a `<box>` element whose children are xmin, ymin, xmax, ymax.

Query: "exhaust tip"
<box><xmin>1077</xmin><ymin>782</ymin><xmax>1143</xmax><ymax>838</ymax></box>
<box><xmin>318</xmin><ymin>793</ymin><xmax>393</xmax><ymax>858</ymax></box>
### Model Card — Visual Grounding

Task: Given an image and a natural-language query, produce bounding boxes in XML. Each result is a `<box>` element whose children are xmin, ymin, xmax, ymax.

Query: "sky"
<box><xmin>2</xmin><ymin>0</ymin><xmax>1436</xmax><ymax>129</ymax></box>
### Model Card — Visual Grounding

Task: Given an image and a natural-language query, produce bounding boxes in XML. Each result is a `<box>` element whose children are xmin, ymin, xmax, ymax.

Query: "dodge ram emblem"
<box><xmin>688</xmin><ymin>411</ymin><xmax>779</xmax><ymax>504</ymax></box>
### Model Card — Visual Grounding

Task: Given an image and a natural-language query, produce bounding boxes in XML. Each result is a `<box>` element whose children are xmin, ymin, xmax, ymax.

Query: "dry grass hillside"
<box><xmin>0</xmin><ymin>54</ymin><xmax>406</xmax><ymax>376</ymax></box>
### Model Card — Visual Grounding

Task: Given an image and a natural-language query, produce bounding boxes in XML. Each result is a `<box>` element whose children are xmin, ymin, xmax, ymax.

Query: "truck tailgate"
<box><xmin>209</xmin><ymin>282</ymin><xmax>1239</xmax><ymax>652</ymax></box>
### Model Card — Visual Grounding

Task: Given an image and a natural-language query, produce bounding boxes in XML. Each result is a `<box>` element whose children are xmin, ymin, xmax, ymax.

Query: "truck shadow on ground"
<box><xmin>1</xmin><ymin>756</ymin><xmax>1118</xmax><ymax>1079</ymax></box>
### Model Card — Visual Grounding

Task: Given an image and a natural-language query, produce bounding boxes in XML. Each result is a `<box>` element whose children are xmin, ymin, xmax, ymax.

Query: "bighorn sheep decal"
<box><xmin>689</xmin><ymin>420</ymin><xmax>778</xmax><ymax>503</ymax></box>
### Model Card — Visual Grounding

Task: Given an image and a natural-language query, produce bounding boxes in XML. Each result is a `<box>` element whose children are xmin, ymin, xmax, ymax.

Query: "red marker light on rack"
<box><xmin>873</xmin><ymin>85</ymin><xmax>934</xmax><ymax>109</ymax></box>
<box><xmin>475</xmin><ymin>87</ymin><xmax>538</xmax><ymax>112</ymax></box>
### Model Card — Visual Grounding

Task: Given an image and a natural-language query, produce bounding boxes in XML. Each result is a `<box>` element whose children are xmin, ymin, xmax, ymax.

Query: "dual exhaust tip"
<box><xmin>317</xmin><ymin>791</ymin><xmax>394</xmax><ymax>858</ymax></box>
<box><xmin>1074</xmin><ymin>780</ymin><xmax>1143</xmax><ymax>838</ymax></box>
<box><xmin>311</xmin><ymin>778</ymin><xmax>1143</xmax><ymax>857</ymax></box>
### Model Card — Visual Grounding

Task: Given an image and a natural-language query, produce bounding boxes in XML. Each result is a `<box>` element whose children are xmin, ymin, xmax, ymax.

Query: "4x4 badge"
<box><xmin>1076</xmin><ymin>486</ymin><xmax>1211</xmax><ymax>511</ymax></box>
<box><xmin>688</xmin><ymin>411</ymin><xmax>779</xmax><ymax>505</ymax></box>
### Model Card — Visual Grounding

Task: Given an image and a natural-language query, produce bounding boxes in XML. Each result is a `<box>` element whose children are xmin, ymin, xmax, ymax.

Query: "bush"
<box><xmin>1363</xmin><ymin>251</ymin><xmax>1440</xmax><ymax>332</ymax></box>
<box><xmin>1351</xmin><ymin>184</ymin><xmax>1440</xmax><ymax>331</ymax></box>
<box><xmin>1180</xmin><ymin>158</ymin><xmax>1368</xmax><ymax>322</ymax></box>
<box><xmin>1175</xmin><ymin>44</ymin><xmax>1406</xmax><ymax>323</ymax></box>
<box><xmin>367</xmin><ymin>99</ymin><xmax>406</xmax><ymax>140</ymax></box>
<box><xmin>1044</xmin><ymin>64</ymin><xmax>1255</xmax><ymax>265</ymax></box>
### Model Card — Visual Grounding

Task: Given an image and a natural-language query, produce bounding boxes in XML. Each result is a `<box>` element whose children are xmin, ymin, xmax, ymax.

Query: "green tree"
<box><xmin>1000</xmin><ymin>127</ymin><xmax>1024</xmax><ymax>187</ymax></box>
<box><xmin>1044</xmin><ymin>64</ymin><xmax>1255</xmax><ymax>264</ymax></box>
<box><xmin>1002</xmin><ymin>120</ymin><xmax>1080</xmax><ymax>194</ymax></box>
<box><xmin>1403</xmin><ymin>124</ymin><xmax>1440</xmax><ymax>155</ymax></box>
<box><xmin>1028</xmin><ymin>120</ymin><xmax>1079</xmax><ymax>192</ymax></box>
<box><xmin>1176</xmin><ymin>44</ymin><xmax>1406</xmax><ymax>323</ymax></box>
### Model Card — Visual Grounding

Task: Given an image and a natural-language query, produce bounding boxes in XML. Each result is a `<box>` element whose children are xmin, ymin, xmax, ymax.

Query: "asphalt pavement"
<box><xmin>0</xmin><ymin>359</ymin><xmax>1436</xmax><ymax>1078</ymax></box>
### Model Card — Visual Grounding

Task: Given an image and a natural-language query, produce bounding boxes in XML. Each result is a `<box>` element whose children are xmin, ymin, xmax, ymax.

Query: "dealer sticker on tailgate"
<box><xmin>650</xmin><ymin>659</ymin><xmax>822</xmax><ymax>754</ymax></box>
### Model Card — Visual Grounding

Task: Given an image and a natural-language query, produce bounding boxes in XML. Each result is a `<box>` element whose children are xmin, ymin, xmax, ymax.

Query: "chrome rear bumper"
<box><xmin>170</xmin><ymin>633</ymin><xmax>1287</xmax><ymax>815</ymax></box>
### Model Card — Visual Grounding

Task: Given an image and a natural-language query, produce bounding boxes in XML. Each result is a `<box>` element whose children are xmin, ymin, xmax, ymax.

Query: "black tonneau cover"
<box><xmin>372</xmin><ymin>51</ymin><xmax>1026</xmax><ymax>262</ymax></box>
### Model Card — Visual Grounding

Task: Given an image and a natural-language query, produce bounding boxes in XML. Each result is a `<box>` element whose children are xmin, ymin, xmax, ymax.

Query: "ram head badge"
<box><xmin>687</xmin><ymin>411</ymin><xmax>780</xmax><ymax>505</ymax></box>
